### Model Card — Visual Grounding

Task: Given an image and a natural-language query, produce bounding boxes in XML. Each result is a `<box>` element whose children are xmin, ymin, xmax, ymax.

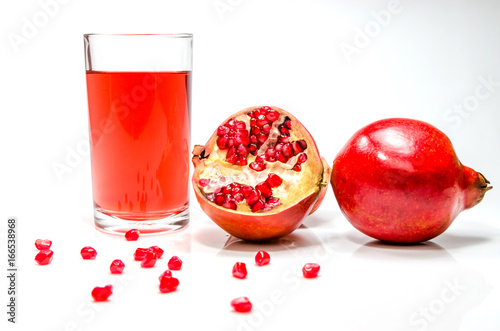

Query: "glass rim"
<box><xmin>84</xmin><ymin>33</ymin><xmax>193</xmax><ymax>38</ymax></box>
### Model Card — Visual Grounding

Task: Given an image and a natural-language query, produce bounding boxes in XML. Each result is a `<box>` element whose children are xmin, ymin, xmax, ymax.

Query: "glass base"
<box><xmin>94</xmin><ymin>206</ymin><xmax>189</xmax><ymax>235</ymax></box>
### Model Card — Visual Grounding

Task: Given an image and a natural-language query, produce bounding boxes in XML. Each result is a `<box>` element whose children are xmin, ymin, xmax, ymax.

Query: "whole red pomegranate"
<box><xmin>192</xmin><ymin>106</ymin><xmax>330</xmax><ymax>241</ymax></box>
<box><xmin>331</xmin><ymin>118</ymin><xmax>492</xmax><ymax>244</ymax></box>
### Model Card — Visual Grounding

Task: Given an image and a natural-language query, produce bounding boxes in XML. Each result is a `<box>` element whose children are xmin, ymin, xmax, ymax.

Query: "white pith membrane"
<box><xmin>194</xmin><ymin>109</ymin><xmax>324</xmax><ymax>214</ymax></box>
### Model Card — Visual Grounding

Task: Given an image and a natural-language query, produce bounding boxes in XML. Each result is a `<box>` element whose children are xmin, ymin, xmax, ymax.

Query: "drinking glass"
<box><xmin>84</xmin><ymin>34</ymin><xmax>192</xmax><ymax>234</ymax></box>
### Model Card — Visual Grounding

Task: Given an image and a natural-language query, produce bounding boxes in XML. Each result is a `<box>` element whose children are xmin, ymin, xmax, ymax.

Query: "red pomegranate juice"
<box><xmin>86</xmin><ymin>71</ymin><xmax>190</xmax><ymax>220</ymax></box>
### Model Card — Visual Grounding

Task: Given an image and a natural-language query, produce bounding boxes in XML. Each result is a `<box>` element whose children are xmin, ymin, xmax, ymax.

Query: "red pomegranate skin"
<box><xmin>331</xmin><ymin>118</ymin><xmax>491</xmax><ymax>243</ymax></box>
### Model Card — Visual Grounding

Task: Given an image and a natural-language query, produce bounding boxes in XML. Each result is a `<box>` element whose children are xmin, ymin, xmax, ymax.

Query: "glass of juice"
<box><xmin>83</xmin><ymin>34</ymin><xmax>192</xmax><ymax>235</ymax></box>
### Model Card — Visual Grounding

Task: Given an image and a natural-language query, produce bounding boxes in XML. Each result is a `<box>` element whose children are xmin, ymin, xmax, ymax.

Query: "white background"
<box><xmin>1</xmin><ymin>0</ymin><xmax>500</xmax><ymax>330</ymax></box>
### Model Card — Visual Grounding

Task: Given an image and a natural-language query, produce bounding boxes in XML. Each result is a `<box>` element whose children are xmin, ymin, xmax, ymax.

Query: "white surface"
<box><xmin>1</xmin><ymin>1</ymin><xmax>500</xmax><ymax>330</ymax></box>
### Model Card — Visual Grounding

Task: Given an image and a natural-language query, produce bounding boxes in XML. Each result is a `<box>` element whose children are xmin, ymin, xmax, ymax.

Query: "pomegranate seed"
<box><xmin>249</xmin><ymin>161</ymin><xmax>266</xmax><ymax>172</ymax></box>
<box><xmin>218</xmin><ymin>126</ymin><xmax>229</xmax><ymax>135</ymax></box>
<box><xmin>134</xmin><ymin>247</ymin><xmax>151</xmax><ymax>261</ymax></box>
<box><xmin>159</xmin><ymin>276</ymin><xmax>179</xmax><ymax>293</ymax></box>
<box><xmin>168</xmin><ymin>256</ymin><xmax>183</xmax><ymax>270</ymax></box>
<box><xmin>215</xmin><ymin>194</ymin><xmax>225</xmax><ymax>206</ymax></box>
<box><xmin>248</xmin><ymin>144</ymin><xmax>258</xmax><ymax>153</ymax></box>
<box><xmin>141</xmin><ymin>250</ymin><xmax>157</xmax><ymax>268</ymax></box>
<box><xmin>232</xmin><ymin>262</ymin><xmax>247</xmax><ymax>279</ymax></box>
<box><xmin>217</xmin><ymin>136</ymin><xmax>228</xmax><ymax>149</ymax></box>
<box><xmin>266</xmin><ymin>173</ymin><xmax>283</xmax><ymax>188</ymax></box>
<box><xmin>276</xmin><ymin>151</ymin><xmax>287</xmax><ymax>163</ymax></box>
<box><xmin>91</xmin><ymin>285</ymin><xmax>113</xmax><ymax>302</ymax></box>
<box><xmin>257</xmin><ymin>133</ymin><xmax>267</xmax><ymax>144</ymax></box>
<box><xmin>293</xmin><ymin>164</ymin><xmax>302</xmax><ymax>172</ymax></box>
<box><xmin>302</xmin><ymin>263</ymin><xmax>320</xmax><ymax>278</ymax></box>
<box><xmin>235</xmin><ymin>121</ymin><xmax>246</xmax><ymax>130</ymax></box>
<box><xmin>280</xmin><ymin>136</ymin><xmax>290</xmax><ymax>143</ymax></box>
<box><xmin>35</xmin><ymin>239</ymin><xmax>52</xmax><ymax>250</ymax></box>
<box><xmin>231</xmin><ymin>188</ymin><xmax>241</xmax><ymax>196</ymax></box>
<box><xmin>246</xmin><ymin>190</ymin><xmax>260</xmax><ymax>206</ymax></box>
<box><xmin>231</xmin><ymin>297</ymin><xmax>252</xmax><ymax>313</ymax></box>
<box><xmin>110</xmin><ymin>259</ymin><xmax>125</xmax><ymax>274</ymax></box>
<box><xmin>297</xmin><ymin>153</ymin><xmax>308</xmax><ymax>164</ymax></box>
<box><xmin>255</xmin><ymin>250</ymin><xmax>270</xmax><ymax>266</ymax></box>
<box><xmin>235</xmin><ymin>157</ymin><xmax>247</xmax><ymax>166</ymax></box>
<box><xmin>226</xmin><ymin>153</ymin><xmax>238</xmax><ymax>165</ymax></box>
<box><xmin>35</xmin><ymin>250</ymin><xmax>53</xmax><ymax>265</ymax></box>
<box><xmin>251</xmin><ymin>126</ymin><xmax>261</xmax><ymax>135</ymax></box>
<box><xmin>282</xmin><ymin>143</ymin><xmax>293</xmax><ymax>157</ymax></box>
<box><xmin>257</xmin><ymin>115</ymin><xmax>268</xmax><ymax>127</ymax></box>
<box><xmin>241</xmin><ymin>186</ymin><xmax>253</xmax><ymax>198</ymax></box>
<box><xmin>252</xmin><ymin>200</ymin><xmax>265</xmax><ymax>212</ymax></box>
<box><xmin>279</xmin><ymin>126</ymin><xmax>289</xmax><ymax>135</ymax></box>
<box><xmin>267</xmin><ymin>196</ymin><xmax>280</xmax><ymax>204</ymax></box>
<box><xmin>247</xmin><ymin>111</ymin><xmax>255</xmax><ymax>118</ymax></box>
<box><xmin>233</xmin><ymin>193</ymin><xmax>244</xmax><ymax>203</ymax></box>
<box><xmin>265</xmin><ymin>148</ymin><xmax>275</xmax><ymax>158</ymax></box>
<box><xmin>284</xmin><ymin>119</ymin><xmax>292</xmax><ymax>129</ymax></box>
<box><xmin>222</xmin><ymin>185</ymin><xmax>232</xmax><ymax>194</ymax></box>
<box><xmin>223</xmin><ymin>200</ymin><xmax>237</xmax><ymax>210</ymax></box>
<box><xmin>159</xmin><ymin>269</ymin><xmax>173</xmax><ymax>281</ymax></box>
<box><xmin>237</xmin><ymin>144</ymin><xmax>249</xmax><ymax>156</ymax></box>
<box><xmin>292</xmin><ymin>141</ymin><xmax>304</xmax><ymax>154</ymax></box>
<box><xmin>125</xmin><ymin>229</ymin><xmax>140</xmax><ymax>241</ymax></box>
<box><xmin>266</xmin><ymin>109</ymin><xmax>280</xmax><ymax>122</ymax></box>
<box><xmin>260</xmin><ymin>106</ymin><xmax>271</xmax><ymax>112</ymax></box>
<box><xmin>256</xmin><ymin>182</ymin><xmax>272</xmax><ymax>198</ymax></box>
<box><xmin>81</xmin><ymin>246</ymin><xmax>97</xmax><ymax>260</ymax></box>
<box><xmin>149</xmin><ymin>246</ymin><xmax>164</xmax><ymax>259</ymax></box>
<box><xmin>199</xmin><ymin>179</ymin><xmax>210</xmax><ymax>187</ymax></box>
<box><xmin>262</xmin><ymin>124</ymin><xmax>271</xmax><ymax>134</ymax></box>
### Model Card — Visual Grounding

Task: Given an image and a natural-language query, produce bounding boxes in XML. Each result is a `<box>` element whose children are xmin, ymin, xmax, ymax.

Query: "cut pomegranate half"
<box><xmin>192</xmin><ymin>106</ymin><xmax>330</xmax><ymax>241</ymax></box>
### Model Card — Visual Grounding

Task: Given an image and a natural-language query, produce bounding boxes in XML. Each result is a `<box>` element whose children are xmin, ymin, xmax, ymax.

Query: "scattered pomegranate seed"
<box><xmin>134</xmin><ymin>247</ymin><xmax>151</xmax><ymax>261</ymax></box>
<box><xmin>159</xmin><ymin>270</ymin><xmax>173</xmax><ymax>282</ymax></box>
<box><xmin>110</xmin><ymin>259</ymin><xmax>125</xmax><ymax>274</ymax></box>
<box><xmin>149</xmin><ymin>246</ymin><xmax>164</xmax><ymax>259</ymax></box>
<box><xmin>232</xmin><ymin>262</ymin><xmax>247</xmax><ymax>279</ymax></box>
<box><xmin>231</xmin><ymin>297</ymin><xmax>252</xmax><ymax>313</ymax></box>
<box><xmin>91</xmin><ymin>285</ymin><xmax>113</xmax><ymax>302</ymax></box>
<box><xmin>159</xmin><ymin>276</ymin><xmax>179</xmax><ymax>293</ymax></box>
<box><xmin>125</xmin><ymin>229</ymin><xmax>140</xmax><ymax>241</ymax></box>
<box><xmin>255</xmin><ymin>250</ymin><xmax>271</xmax><ymax>266</ymax></box>
<box><xmin>141</xmin><ymin>250</ymin><xmax>157</xmax><ymax>268</ymax></box>
<box><xmin>81</xmin><ymin>246</ymin><xmax>97</xmax><ymax>260</ymax></box>
<box><xmin>35</xmin><ymin>250</ymin><xmax>53</xmax><ymax>265</ymax></box>
<box><xmin>168</xmin><ymin>256</ymin><xmax>183</xmax><ymax>270</ymax></box>
<box><xmin>302</xmin><ymin>263</ymin><xmax>320</xmax><ymax>278</ymax></box>
<box><xmin>35</xmin><ymin>239</ymin><xmax>52</xmax><ymax>250</ymax></box>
